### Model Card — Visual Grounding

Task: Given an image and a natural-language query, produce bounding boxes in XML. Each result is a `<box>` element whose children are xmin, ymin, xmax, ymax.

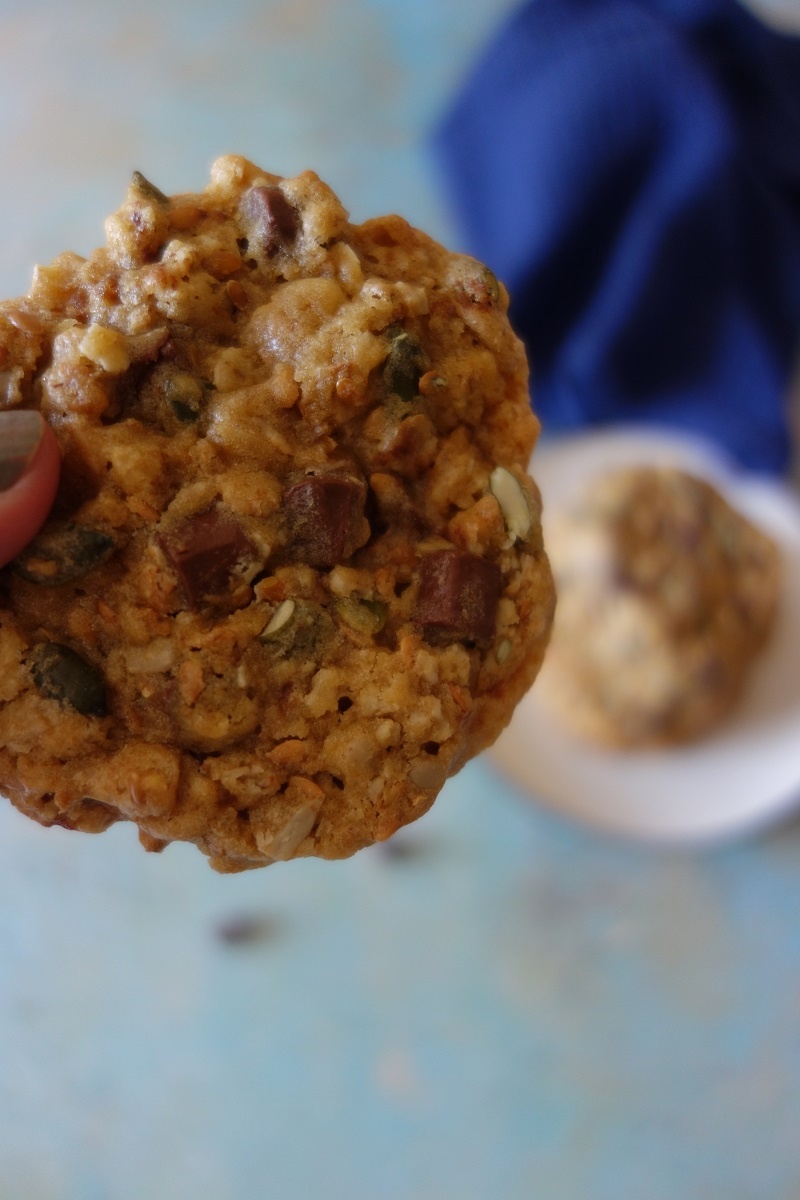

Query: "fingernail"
<box><xmin>0</xmin><ymin>410</ymin><xmax>45</xmax><ymax>492</ymax></box>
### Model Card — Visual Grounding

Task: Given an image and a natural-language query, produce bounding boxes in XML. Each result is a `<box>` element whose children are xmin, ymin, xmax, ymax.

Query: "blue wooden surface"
<box><xmin>1</xmin><ymin>3</ymin><xmax>799</xmax><ymax>1198</ymax></box>
<box><xmin>3</xmin><ymin>760</ymin><xmax>800</xmax><ymax>1200</ymax></box>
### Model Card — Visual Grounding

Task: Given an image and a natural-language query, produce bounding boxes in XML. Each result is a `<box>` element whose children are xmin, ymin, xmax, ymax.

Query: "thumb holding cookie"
<box><xmin>0</xmin><ymin>411</ymin><xmax>60</xmax><ymax>566</ymax></box>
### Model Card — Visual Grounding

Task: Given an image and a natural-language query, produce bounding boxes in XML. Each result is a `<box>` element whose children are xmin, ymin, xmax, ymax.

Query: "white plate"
<box><xmin>490</xmin><ymin>426</ymin><xmax>800</xmax><ymax>842</ymax></box>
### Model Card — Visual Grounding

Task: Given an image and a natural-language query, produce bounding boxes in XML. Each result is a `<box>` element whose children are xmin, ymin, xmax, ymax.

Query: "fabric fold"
<box><xmin>435</xmin><ymin>0</ymin><xmax>800</xmax><ymax>473</ymax></box>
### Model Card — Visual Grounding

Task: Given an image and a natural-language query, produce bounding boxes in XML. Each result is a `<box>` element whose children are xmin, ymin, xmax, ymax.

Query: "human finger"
<box><xmin>0</xmin><ymin>411</ymin><xmax>61</xmax><ymax>567</ymax></box>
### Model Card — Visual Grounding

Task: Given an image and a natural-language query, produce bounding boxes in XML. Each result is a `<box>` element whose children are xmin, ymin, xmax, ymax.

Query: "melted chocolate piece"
<box><xmin>282</xmin><ymin>475</ymin><xmax>366</xmax><ymax>568</ymax></box>
<box><xmin>158</xmin><ymin>510</ymin><xmax>254</xmax><ymax>606</ymax></box>
<box><xmin>241</xmin><ymin>186</ymin><xmax>299</xmax><ymax>255</ymax></box>
<box><xmin>413</xmin><ymin>549</ymin><xmax>501</xmax><ymax>643</ymax></box>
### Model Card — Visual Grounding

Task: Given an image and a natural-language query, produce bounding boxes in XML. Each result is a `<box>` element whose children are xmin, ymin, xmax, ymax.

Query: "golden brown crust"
<box><xmin>0</xmin><ymin>156</ymin><xmax>553</xmax><ymax>870</ymax></box>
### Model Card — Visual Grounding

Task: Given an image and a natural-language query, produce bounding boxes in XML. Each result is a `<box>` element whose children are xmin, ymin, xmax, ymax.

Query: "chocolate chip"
<box><xmin>158</xmin><ymin>509</ymin><xmax>254</xmax><ymax>606</ymax></box>
<box><xmin>413</xmin><ymin>549</ymin><xmax>501</xmax><ymax>643</ymax></box>
<box><xmin>282</xmin><ymin>475</ymin><xmax>367</xmax><ymax>568</ymax></box>
<box><xmin>241</xmin><ymin>186</ymin><xmax>299</xmax><ymax>256</ymax></box>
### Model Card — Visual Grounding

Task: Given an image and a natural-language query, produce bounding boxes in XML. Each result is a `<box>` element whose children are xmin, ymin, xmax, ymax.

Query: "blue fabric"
<box><xmin>434</xmin><ymin>0</ymin><xmax>800</xmax><ymax>474</ymax></box>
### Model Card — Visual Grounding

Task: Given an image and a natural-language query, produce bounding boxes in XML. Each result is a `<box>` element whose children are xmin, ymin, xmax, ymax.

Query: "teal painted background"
<box><xmin>1</xmin><ymin>3</ymin><xmax>800</xmax><ymax>1198</ymax></box>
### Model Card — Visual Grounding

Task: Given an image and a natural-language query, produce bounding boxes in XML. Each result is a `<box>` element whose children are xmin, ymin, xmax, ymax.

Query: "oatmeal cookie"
<box><xmin>538</xmin><ymin>466</ymin><xmax>779</xmax><ymax>747</ymax></box>
<box><xmin>0</xmin><ymin>156</ymin><xmax>554</xmax><ymax>871</ymax></box>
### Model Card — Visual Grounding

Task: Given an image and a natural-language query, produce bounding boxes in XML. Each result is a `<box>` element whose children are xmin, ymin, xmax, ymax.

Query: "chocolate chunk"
<box><xmin>241</xmin><ymin>186</ymin><xmax>299</xmax><ymax>255</ymax></box>
<box><xmin>158</xmin><ymin>509</ymin><xmax>254</xmax><ymax>606</ymax></box>
<box><xmin>283</xmin><ymin>475</ymin><xmax>367</xmax><ymax>568</ymax></box>
<box><xmin>413</xmin><ymin>549</ymin><xmax>502</xmax><ymax>643</ymax></box>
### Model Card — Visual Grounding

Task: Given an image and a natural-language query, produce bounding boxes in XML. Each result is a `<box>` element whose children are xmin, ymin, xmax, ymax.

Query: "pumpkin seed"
<box><xmin>130</xmin><ymin>170</ymin><xmax>169</xmax><ymax>205</ymax></box>
<box><xmin>335</xmin><ymin>597</ymin><xmax>387</xmax><ymax>637</ymax></box>
<box><xmin>383</xmin><ymin>325</ymin><xmax>427</xmax><ymax>403</ymax></box>
<box><xmin>30</xmin><ymin>642</ymin><xmax>108</xmax><ymax>717</ymax></box>
<box><xmin>478</xmin><ymin>266</ymin><xmax>500</xmax><ymax>304</ymax></box>
<box><xmin>259</xmin><ymin>599</ymin><xmax>332</xmax><ymax>657</ymax></box>
<box><xmin>164</xmin><ymin>372</ymin><xmax>205</xmax><ymax>422</ymax></box>
<box><xmin>13</xmin><ymin>523</ymin><xmax>116</xmax><ymax>586</ymax></box>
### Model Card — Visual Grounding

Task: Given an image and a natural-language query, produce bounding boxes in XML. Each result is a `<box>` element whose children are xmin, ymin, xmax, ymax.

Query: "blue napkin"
<box><xmin>435</xmin><ymin>0</ymin><xmax>800</xmax><ymax>474</ymax></box>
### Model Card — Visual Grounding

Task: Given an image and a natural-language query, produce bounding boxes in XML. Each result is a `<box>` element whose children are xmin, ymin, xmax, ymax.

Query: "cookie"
<box><xmin>0</xmin><ymin>156</ymin><xmax>554</xmax><ymax>871</ymax></box>
<box><xmin>538</xmin><ymin>466</ymin><xmax>779</xmax><ymax>747</ymax></box>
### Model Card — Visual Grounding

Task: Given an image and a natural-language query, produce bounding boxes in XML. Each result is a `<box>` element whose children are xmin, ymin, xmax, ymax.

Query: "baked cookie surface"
<box><xmin>538</xmin><ymin>466</ymin><xmax>779</xmax><ymax>748</ymax></box>
<box><xmin>0</xmin><ymin>156</ymin><xmax>554</xmax><ymax>871</ymax></box>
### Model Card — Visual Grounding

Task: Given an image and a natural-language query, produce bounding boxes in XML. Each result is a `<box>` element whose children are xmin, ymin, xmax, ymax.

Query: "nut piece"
<box><xmin>78</xmin><ymin>325</ymin><xmax>131</xmax><ymax>375</ymax></box>
<box><xmin>256</xmin><ymin>803</ymin><xmax>319</xmax><ymax>861</ymax></box>
<box><xmin>413</xmin><ymin>549</ymin><xmax>502</xmax><ymax>644</ymax></box>
<box><xmin>125</xmin><ymin>638</ymin><xmax>175</xmax><ymax>674</ymax></box>
<box><xmin>495</xmin><ymin>638</ymin><xmax>512</xmax><ymax>665</ymax></box>
<box><xmin>490</xmin><ymin>466</ymin><xmax>532</xmax><ymax>545</ymax></box>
